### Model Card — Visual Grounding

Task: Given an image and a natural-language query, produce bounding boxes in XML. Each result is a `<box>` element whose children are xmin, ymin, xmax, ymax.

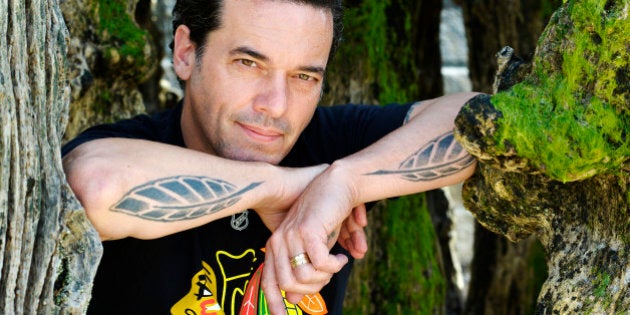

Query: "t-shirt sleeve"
<box><xmin>343</xmin><ymin>102</ymin><xmax>414</xmax><ymax>148</ymax></box>
<box><xmin>286</xmin><ymin>102</ymin><xmax>414</xmax><ymax>164</ymax></box>
<box><xmin>61</xmin><ymin>114</ymin><xmax>159</xmax><ymax>157</ymax></box>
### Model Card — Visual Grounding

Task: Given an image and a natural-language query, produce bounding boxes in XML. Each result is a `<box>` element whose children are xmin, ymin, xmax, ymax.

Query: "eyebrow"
<box><xmin>230</xmin><ymin>46</ymin><xmax>269</xmax><ymax>62</ymax></box>
<box><xmin>299</xmin><ymin>65</ymin><xmax>326</xmax><ymax>76</ymax></box>
<box><xmin>230</xmin><ymin>46</ymin><xmax>326</xmax><ymax>75</ymax></box>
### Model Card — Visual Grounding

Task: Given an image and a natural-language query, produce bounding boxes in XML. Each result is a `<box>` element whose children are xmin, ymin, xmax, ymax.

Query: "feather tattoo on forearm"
<box><xmin>367</xmin><ymin>132</ymin><xmax>474</xmax><ymax>181</ymax></box>
<box><xmin>111</xmin><ymin>176</ymin><xmax>262</xmax><ymax>222</ymax></box>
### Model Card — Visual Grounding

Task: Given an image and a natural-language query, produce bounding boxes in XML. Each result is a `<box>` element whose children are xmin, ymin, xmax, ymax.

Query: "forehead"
<box><xmin>212</xmin><ymin>0</ymin><xmax>334</xmax><ymax>65</ymax></box>
<box><xmin>222</xmin><ymin>0</ymin><xmax>333</xmax><ymax>28</ymax></box>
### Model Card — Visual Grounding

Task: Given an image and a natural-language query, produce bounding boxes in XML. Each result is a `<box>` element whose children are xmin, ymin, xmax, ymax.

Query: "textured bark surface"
<box><xmin>454</xmin><ymin>0</ymin><xmax>629</xmax><ymax>313</ymax></box>
<box><xmin>332</xmin><ymin>1</ymin><xmax>458</xmax><ymax>313</ymax></box>
<box><xmin>60</xmin><ymin>0</ymin><xmax>158</xmax><ymax>141</ymax></box>
<box><xmin>323</xmin><ymin>0</ymin><xmax>444</xmax><ymax>105</ymax></box>
<box><xmin>7</xmin><ymin>0</ymin><xmax>604</xmax><ymax>313</ymax></box>
<box><xmin>453</xmin><ymin>0</ymin><xmax>561</xmax><ymax>93</ymax></box>
<box><xmin>450</xmin><ymin>1</ymin><xmax>562</xmax><ymax>313</ymax></box>
<box><xmin>0</xmin><ymin>0</ymin><xmax>102</xmax><ymax>314</ymax></box>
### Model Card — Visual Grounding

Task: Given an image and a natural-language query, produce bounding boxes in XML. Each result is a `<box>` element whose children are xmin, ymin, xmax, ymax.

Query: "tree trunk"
<box><xmin>5</xmin><ymin>0</ymin><xmax>585</xmax><ymax>313</ymax></box>
<box><xmin>0</xmin><ymin>1</ymin><xmax>102</xmax><ymax>313</ymax></box>
<box><xmin>59</xmin><ymin>0</ymin><xmax>158</xmax><ymax>141</ymax></box>
<box><xmin>453</xmin><ymin>0</ymin><xmax>561</xmax><ymax>93</ymax></box>
<box><xmin>451</xmin><ymin>1</ymin><xmax>562</xmax><ymax>313</ymax></box>
<box><xmin>1</xmin><ymin>0</ymin><xmax>160</xmax><ymax>313</ymax></box>
<box><xmin>454</xmin><ymin>0</ymin><xmax>630</xmax><ymax>313</ymax></box>
<box><xmin>327</xmin><ymin>1</ymin><xmax>466</xmax><ymax>314</ymax></box>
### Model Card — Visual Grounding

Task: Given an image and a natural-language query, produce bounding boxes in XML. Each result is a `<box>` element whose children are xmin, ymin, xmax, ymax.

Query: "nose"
<box><xmin>253</xmin><ymin>73</ymin><xmax>289</xmax><ymax>118</ymax></box>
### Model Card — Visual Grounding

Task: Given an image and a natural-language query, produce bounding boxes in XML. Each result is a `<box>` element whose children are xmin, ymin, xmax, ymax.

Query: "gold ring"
<box><xmin>289</xmin><ymin>253</ymin><xmax>311</xmax><ymax>268</ymax></box>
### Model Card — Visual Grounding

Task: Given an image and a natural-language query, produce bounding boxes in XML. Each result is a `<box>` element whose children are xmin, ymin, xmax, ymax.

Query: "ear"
<box><xmin>173</xmin><ymin>25</ymin><xmax>196</xmax><ymax>81</ymax></box>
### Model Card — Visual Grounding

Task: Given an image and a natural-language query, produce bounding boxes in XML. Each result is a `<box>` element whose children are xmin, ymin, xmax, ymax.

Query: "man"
<box><xmin>62</xmin><ymin>0</ymin><xmax>478</xmax><ymax>314</ymax></box>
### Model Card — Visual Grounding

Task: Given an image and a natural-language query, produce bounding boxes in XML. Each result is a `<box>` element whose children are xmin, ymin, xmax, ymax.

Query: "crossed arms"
<box><xmin>62</xmin><ymin>92</ymin><xmax>478</xmax><ymax>314</ymax></box>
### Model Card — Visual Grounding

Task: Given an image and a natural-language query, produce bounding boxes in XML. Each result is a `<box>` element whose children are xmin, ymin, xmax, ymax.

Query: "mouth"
<box><xmin>237</xmin><ymin>122</ymin><xmax>283</xmax><ymax>143</ymax></box>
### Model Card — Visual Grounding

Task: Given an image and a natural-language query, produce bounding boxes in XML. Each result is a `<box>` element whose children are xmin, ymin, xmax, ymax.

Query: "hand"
<box><xmin>260</xmin><ymin>163</ymin><xmax>360</xmax><ymax>314</ymax></box>
<box><xmin>255</xmin><ymin>164</ymin><xmax>329</xmax><ymax>232</ymax></box>
<box><xmin>338</xmin><ymin>204</ymin><xmax>368</xmax><ymax>259</ymax></box>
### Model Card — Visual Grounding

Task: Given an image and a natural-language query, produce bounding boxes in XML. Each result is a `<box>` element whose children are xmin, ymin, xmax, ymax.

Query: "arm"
<box><xmin>63</xmin><ymin>138</ymin><xmax>327</xmax><ymax>240</ymax></box>
<box><xmin>261</xmin><ymin>92</ymin><xmax>479</xmax><ymax>312</ymax></box>
<box><xmin>331</xmin><ymin>92</ymin><xmax>478</xmax><ymax>201</ymax></box>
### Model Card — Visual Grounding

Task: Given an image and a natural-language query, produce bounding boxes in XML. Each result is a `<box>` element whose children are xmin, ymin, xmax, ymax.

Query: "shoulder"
<box><xmin>312</xmin><ymin>102</ymin><xmax>414</xmax><ymax>123</ymax></box>
<box><xmin>309</xmin><ymin>102</ymin><xmax>414</xmax><ymax>133</ymax></box>
<box><xmin>62</xmin><ymin>103</ymin><xmax>183</xmax><ymax>156</ymax></box>
<box><xmin>283</xmin><ymin>102</ymin><xmax>415</xmax><ymax>165</ymax></box>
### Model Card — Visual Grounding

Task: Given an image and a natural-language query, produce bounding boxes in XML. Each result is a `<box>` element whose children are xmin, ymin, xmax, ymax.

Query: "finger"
<box><xmin>339</xmin><ymin>224</ymin><xmax>350</xmax><ymax>244</ymax></box>
<box><xmin>269</xmin><ymin>230</ymin><xmax>302</xmax><ymax>292</ymax></box>
<box><xmin>339</xmin><ymin>219</ymin><xmax>358</xmax><ymax>256</ymax></box>
<box><xmin>353</xmin><ymin>204</ymin><xmax>368</xmax><ymax>227</ymax></box>
<box><xmin>344</xmin><ymin>210</ymin><xmax>362</xmax><ymax>234</ymax></box>
<box><xmin>286</xmin><ymin>247</ymin><xmax>342</xmax><ymax>292</ymax></box>
<box><xmin>303</xmin><ymin>234</ymin><xmax>348</xmax><ymax>274</ymax></box>
<box><xmin>285</xmin><ymin>291</ymin><xmax>305</xmax><ymax>305</ymax></box>
<box><xmin>265</xmin><ymin>247</ymin><xmax>329</xmax><ymax>312</ymax></box>
<box><xmin>343</xmin><ymin>231</ymin><xmax>365</xmax><ymax>259</ymax></box>
<box><xmin>287</xmin><ymin>225</ymin><xmax>342</xmax><ymax>282</ymax></box>
<box><xmin>270</xmin><ymin>231</ymin><xmax>332</xmax><ymax>291</ymax></box>
<box><xmin>286</xmin><ymin>250</ymin><xmax>336</xmax><ymax>289</ymax></box>
<box><xmin>343</xmin><ymin>205</ymin><xmax>366</xmax><ymax>238</ymax></box>
<box><xmin>338</xmin><ymin>222</ymin><xmax>353</xmax><ymax>253</ymax></box>
<box><xmin>350</xmin><ymin>229</ymin><xmax>368</xmax><ymax>259</ymax></box>
<box><xmin>261</xmin><ymin>247</ymin><xmax>287</xmax><ymax>315</ymax></box>
<box><xmin>338</xmin><ymin>206</ymin><xmax>368</xmax><ymax>259</ymax></box>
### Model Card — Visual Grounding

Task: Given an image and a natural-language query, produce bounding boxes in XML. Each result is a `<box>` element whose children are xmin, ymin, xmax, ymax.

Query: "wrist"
<box><xmin>325</xmin><ymin>160</ymin><xmax>362</xmax><ymax>208</ymax></box>
<box><xmin>255</xmin><ymin>163</ymin><xmax>329</xmax><ymax>212</ymax></box>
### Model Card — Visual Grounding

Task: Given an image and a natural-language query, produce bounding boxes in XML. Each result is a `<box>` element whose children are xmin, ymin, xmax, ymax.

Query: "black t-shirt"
<box><xmin>62</xmin><ymin>101</ymin><xmax>412</xmax><ymax>315</ymax></box>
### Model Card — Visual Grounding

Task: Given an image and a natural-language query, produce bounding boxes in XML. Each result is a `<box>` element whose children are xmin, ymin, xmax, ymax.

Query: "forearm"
<box><xmin>63</xmin><ymin>138</ymin><xmax>322</xmax><ymax>240</ymax></box>
<box><xmin>261</xmin><ymin>92</ymin><xmax>479</xmax><ymax>310</ymax></box>
<box><xmin>331</xmin><ymin>92</ymin><xmax>479</xmax><ymax>205</ymax></box>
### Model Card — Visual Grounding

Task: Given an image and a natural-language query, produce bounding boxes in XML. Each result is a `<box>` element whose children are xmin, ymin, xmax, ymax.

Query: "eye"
<box><xmin>239</xmin><ymin>59</ymin><xmax>258</xmax><ymax>68</ymax></box>
<box><xmin>297</xmin><ymin>73</ymin><xmax>314</xmax><ymax>81</ymax></box>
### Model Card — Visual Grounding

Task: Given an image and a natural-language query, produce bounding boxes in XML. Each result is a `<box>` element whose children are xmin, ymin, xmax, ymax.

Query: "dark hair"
<box><xmin>171</xmin><ymin>0</ymin><xmax>344</xmax><ymax>63</ymax></box>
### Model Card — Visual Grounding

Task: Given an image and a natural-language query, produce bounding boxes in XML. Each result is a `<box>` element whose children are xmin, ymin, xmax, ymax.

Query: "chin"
<box><xmin>221</xmin><ymin>149</ymin><xmax>283</xmax><ymax>165</ymax></box>
<box><xmin>215</xmin><ymin>139</ymin><xmax>289</xmax><ymax>164</ymax></box>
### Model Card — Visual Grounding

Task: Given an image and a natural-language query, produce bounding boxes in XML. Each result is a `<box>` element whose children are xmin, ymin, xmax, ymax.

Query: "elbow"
<box><xmin>64</xmin><ymin>143</ymin><xmax>117</xmax><ymax>211</ymax></box>
<box><xmin>63</xmin><ymin>143</ymin><xmax>123</xmax><ymax>240</ymax></box>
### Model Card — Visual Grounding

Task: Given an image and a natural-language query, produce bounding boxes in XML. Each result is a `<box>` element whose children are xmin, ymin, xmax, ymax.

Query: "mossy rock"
<box><xmin>454</xmin><ymin>0</ymin><xmax>629</xmax><ymax>312</ymax></box>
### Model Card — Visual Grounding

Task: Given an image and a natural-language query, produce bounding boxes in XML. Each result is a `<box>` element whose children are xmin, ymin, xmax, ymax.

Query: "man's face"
<box><xmin>176</xmin><ymin>0</ymin><xmax>333</xmax><ymax>164</ymax></box>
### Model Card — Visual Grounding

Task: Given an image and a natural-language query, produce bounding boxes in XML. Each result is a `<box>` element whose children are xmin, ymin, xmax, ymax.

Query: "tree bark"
<box><xmin>59</xmin><ymin>0</ymin><xmax>158</xmax><ymax>141</ymax></box>
<box><xmin>1</xmin><ymin>0</ymin><xmax>160</xmax><ymax>313</ymax></box>
<box><xmin>329</xmin><ymin>1</ymin><xmax>466</xmax><ymax>314</ymax></box>
<box><xmin>451</xmin><ymin>1</ymin><xmax>562</xmax><ymax>313</ymax></box>
<box><xmin>0</xmin><ymin>0</ymin><xmax>102</xmax><ymax>313</ymax></box>
<box><xmin>454</xmin><ymin>0</ymin><xmax>630</xmax><ymax>312</ymax></box>
<box><xmin>4</xmin><ymin>0</ymin><xmax>584</xmax><ymax>313</ymax></box>
<box><xmin>453</xmin><ymin>0</ymin><xmax>561</xmax><ymax>93</ymax></box>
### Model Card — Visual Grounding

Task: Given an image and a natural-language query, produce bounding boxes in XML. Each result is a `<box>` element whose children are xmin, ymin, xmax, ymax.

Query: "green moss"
<box><xmin>377</xmin><ymin>196</ymin><xmax>446</xmax><ymax>314</ymax></box>
<box><xmin>94</xmin><ymin>0</ymin><xmax>149</xmax><ymax>68</ymax></box>
<box><xmin>490</xmin><ymin>0</ymin><xmax>629</xmax><ymax>182</ymax></box>
<box><xmin>491</xmin><ymin>76</ymin><xmax>628</xmax><ymax>182</ymax></box>
<box><xmin>590</xmin><ymin>268</ymin><xmax>615</xmax><ymax>311</ymax></box>
<box><xmin>340</xmin><ymin>0</ymin><xmax>416</xmax><ymax>103</ymax></box>
<box><xmin>593</xmin><ymin>272</ymin><xmax>610</xmax><ymax>298</ymax></box>
<box><xmin>339</xmin><ymin>2</ymin><xmax>446</xmax><ymax>313</ymax></box>
<box><xmin>100</xmin><ymin>89</ymin><xmax>111</xmax><ymax>103</ymax></box>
